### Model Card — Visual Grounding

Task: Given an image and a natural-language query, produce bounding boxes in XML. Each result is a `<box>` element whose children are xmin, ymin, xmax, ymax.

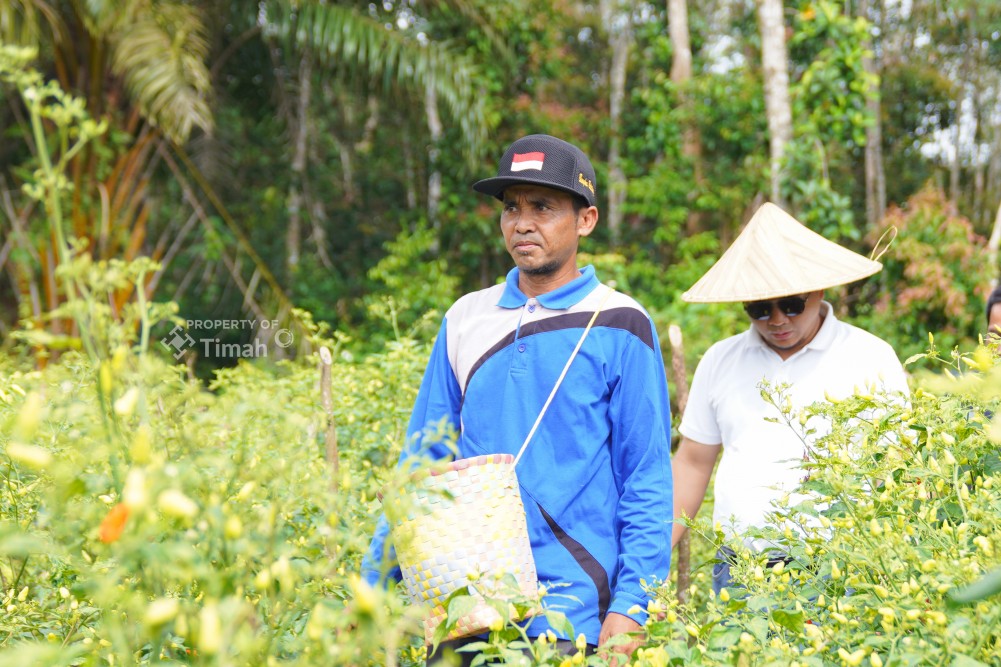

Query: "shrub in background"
<box><xmin>854</xmin><ymin>187</ymin><xmax>994</xmax><ymax>365</ymax></box>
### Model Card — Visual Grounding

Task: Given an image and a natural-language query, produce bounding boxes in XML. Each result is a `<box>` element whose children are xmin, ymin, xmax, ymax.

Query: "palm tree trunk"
<box><xmin>756</xmin><ymin>0</ymin><xmax>792</xmax><ymax>205</ymax></box>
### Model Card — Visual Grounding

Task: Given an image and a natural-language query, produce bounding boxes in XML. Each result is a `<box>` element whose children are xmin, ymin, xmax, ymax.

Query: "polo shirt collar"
<box><xmin>746</xmin><ymin>300</ymin><xmax>838</xmax><ymax>354</ymax></box>
<box><xmin>496</xmin><ymin>265</ymin><xmax>600</xmax><ymax>310</ymax></box>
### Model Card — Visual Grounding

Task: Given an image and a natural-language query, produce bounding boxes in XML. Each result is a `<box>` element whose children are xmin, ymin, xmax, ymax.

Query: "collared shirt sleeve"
<box><xmin>361</xmin><ymin>318</ymin><xmax>462</xmax><ymax>586</ymax></box>
<box><xmin>606</xmin><ymin>320</ymin><xmax>673</xmax><ymax>623</ymax></box>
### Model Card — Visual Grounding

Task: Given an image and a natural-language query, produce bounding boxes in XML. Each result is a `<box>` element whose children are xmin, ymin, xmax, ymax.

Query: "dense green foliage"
<box><xmin>3</xmin><ymin>1</ymin><xmax>1001</xmax><ymax>366</ymax></box>
<box><xmin>0</xmin><ymin>337</ymin><xmax>429</xmax><ymax>665</ymax></box>
<box><xmin>854</xmin><ymin>188</ymin><xmax>995</xmax><ymax>363</ymax></box>
<box><xmin>2</xmin><ymin>310</ymin><xmax>1001</xmax><ymax>665</ymax></box>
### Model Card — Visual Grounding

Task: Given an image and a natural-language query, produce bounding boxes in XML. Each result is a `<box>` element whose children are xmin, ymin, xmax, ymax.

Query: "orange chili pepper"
<box><xmin>99</xmin><ymin>503</ymin><xmax>130</xmax><ymax>544</ymax></box>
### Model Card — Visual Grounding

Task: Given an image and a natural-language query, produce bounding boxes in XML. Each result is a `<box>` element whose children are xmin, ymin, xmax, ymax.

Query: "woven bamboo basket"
<box><xmin>382</xmin><ymin>453</ymin><xmax>538</xmax><ymax>644</ymax></box>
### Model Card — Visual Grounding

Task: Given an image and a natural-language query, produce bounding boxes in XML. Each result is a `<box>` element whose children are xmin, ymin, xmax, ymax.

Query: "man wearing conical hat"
<box><xmin>670</xmin><ymin>202</ymin><xmax>909</xmax><ymax>593</ymax></box>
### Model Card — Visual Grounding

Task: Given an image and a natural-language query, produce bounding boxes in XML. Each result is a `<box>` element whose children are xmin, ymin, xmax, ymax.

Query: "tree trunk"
<box><xmin>986</xmin><ymin>130</ymin><xmax>1001</xmax><ymax>239</ymax></box>
<box><xmin>756</xmin><ymin>0</ymin><xmax>793</xmax><ymax>205</ymax></box>
<box><xmin>668</xmin><ymin>0</ymin><xmax>704</xmax><ymax>235</ymax></box>
<box><xmin>988</xmin><ymin>196</ymin><xmax>1001</xmax><ymax>282</ymax></box>
<box><xmin>950</xmin><ymin>97</ymin><xmax>963</xmax><ymax>207</ymax></box>
<box><xmin>402</xmin><ymin>131</ymin><xmax>418</xmax><ymax>212</ymax></box>
<box><xmin>861</xmin><ymin>0</ymin><xmax>886</xmax><ymax>228</ymax></box>
<box><xmin>668</xmin><ymin>0</ymin><xmax>691</xmax><ymax>84</ymax></box>
<box><xmin>603</xmin><ymin>0</ymin><xmax>632</xmax><ymax>246</ymax></box>
<box><xmin>287</xmin><ymin>50</ymin><xmax>311</xmax><ymax>275</ymax></box>
<box><xmin>426</xmin><ymin>73</ymin><xmax>443</xmax><ymax>239</ymax></box>
<box><xmin>950</xmin><ymin>22</ymin><xmax>974</xmax><ymax>209</ymax></box>
<box><xmin>973</xmin><ymin>93</ymin><xmax>984</xmax><ymax>225</ymax></box>
<box><xmin>321</xmin><ymin>80</ymin><xmax>359</xmax><ymax>205</ymax></box>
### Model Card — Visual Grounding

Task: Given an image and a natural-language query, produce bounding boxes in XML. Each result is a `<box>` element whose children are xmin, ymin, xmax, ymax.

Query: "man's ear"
<box><xmin>577</xmin><ymin>206</ymin><xmax>598</xmax><ymax>238</ymax></box>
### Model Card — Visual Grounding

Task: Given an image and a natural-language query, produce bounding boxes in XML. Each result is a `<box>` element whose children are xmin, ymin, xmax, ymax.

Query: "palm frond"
<box><xmin>416</xmin><ymin>0</ymin><xmax>517</xmax><ymax>68</ymax></box>
<box><xmin>0</xmin><ymin>0</ymin><xmax>67</xmax><ymax>50</ymax></box>
<box><xmin>263</xmin><ymin>1</ymin><xmax>487</xmax><ymax>157</ymax></box>
<box><xmin>107</xmin><ymin>1</ymin><xmax>213</xmax><ymax>144</ymax></box>
<box><xmin>82</xmin><ymin>0</ymin><xmax>141</xmax><ymax>36</ymax></box>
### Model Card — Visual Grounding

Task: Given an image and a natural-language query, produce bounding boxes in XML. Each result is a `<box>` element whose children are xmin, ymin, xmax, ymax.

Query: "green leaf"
<box><xmin>948</xmin><ymin>567</ymin><xmax>1001</xmax><ymax>606</ymax></box>
<box><xmin>725</xmin><ymin>598</ymin><xmax>748</xmax><ymax>614</ymax></box>
<box><xmin>446</xmin><ymin>594</ymin><xmax>479</xmax><ymax>627</ymax></box>
<box><xmin>0</xmin><ymin>525</ymin><xmax>50</xmax><ymax>558</ymax></box>
<box><xmin>430</xmin><ymin>614</ymin><xmax>450</xmax><ymax>653</ymax></box>
<box><xmin>747</xmin><ymin>616</ymin><xmax>770</xmax><ymax>644</ymax></box>
<box><xmin>746</xmin><ymin>594</ymin><xmax>778</xmax><ymax>612</ymax></box>
<box><xmin>0</xmin><ymin>642</ymin><xmax>85</xmax><ymax>667</ymax></box>
<box><xmin>706</xmin><ymin>624</ymin><xmax>741</xmax><ymax>650</ymax></box>
<box><xmin>771</xmin><ymin>608</ymin><xmax>805</xmax><ymax>634</ymax></box>
<box><xmin>542</xmin><ymin>610</ymin><xmax>574</xmax><ymax>638</ymax></box>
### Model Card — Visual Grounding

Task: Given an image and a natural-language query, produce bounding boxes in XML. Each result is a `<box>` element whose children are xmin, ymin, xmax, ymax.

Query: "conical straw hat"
<box><xmin>682</xmin><ymin>202</ymin><xmax>882</xmax><ymax>303</ymax></box>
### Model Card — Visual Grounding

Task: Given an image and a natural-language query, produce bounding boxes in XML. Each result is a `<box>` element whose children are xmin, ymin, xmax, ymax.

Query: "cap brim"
<box><xmin>473</xmin><ymin>176</ymin><xmax>589</xmax><ymax>204</ymax></box>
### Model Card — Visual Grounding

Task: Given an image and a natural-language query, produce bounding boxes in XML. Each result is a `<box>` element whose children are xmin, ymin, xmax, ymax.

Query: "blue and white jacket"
<box><xmin>363</xmin><ymin>266</ymin><xmax>673</xmax><ymax>644</ymax></box>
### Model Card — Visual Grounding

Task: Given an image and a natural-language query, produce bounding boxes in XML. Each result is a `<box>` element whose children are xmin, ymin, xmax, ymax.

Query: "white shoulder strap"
<box><xmin>514</xmin><ymin>286</ymin><xmax>615</xmax><ymax>466</ymax></box>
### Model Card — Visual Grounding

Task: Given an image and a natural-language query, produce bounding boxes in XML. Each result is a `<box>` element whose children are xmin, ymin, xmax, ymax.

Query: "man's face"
<box><xmin>500</xmin><ymin>185</ymin><xmax>593</xmax><ymax>277</ymax></box>
<box><xmin>746</xmin><ymin>290</ymin><xmax>825</xmax><ymax>359</ymax></box>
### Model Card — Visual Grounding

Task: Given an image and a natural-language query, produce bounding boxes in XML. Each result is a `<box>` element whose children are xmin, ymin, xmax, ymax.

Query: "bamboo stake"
<box><xmin>320</xmin><ymin>346</ymin><xmax>339</xmax><ymax>492</ymax></box>
<box><xmin>667</xmin><ymin>324</ymin><xmax>691</xmax><ymax>604</ymax></box>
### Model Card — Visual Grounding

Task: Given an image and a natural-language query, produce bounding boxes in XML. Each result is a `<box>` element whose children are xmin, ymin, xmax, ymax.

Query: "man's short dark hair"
<box><xmin>571</xmin><ymin>195</ymin><xmax>589</xmax><ymax>217</ymax></box>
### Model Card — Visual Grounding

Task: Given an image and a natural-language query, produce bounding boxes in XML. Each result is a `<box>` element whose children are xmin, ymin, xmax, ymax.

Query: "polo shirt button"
<box><xmin>517</xmin><ymin>343</ymin><xmax>526</xmax><ymax>353</ymax></box>
<box><xmin>528</xmin><ymin>304</ymin><xmax>536</xmax><ymax>313</ymax></box>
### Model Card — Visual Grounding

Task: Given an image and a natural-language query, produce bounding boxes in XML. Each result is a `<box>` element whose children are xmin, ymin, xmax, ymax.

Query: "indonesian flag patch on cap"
<box><xmin>510</xmin><ymin>151</ymin><xmax>545</xmax><ymax>172</ymax></box>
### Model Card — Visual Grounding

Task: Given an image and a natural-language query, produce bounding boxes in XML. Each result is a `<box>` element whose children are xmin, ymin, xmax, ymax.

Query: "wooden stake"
<box><xmin>667</xmin><ymin>324</ymin><xmax>691</xmax><ymax>604</ymax></box>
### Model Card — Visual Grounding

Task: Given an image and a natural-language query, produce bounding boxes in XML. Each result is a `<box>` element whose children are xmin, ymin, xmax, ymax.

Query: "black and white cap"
<box><xmin>472</xmin><ymin>134</ymin><xmax>597</xmax><ymax>207</ymax></box>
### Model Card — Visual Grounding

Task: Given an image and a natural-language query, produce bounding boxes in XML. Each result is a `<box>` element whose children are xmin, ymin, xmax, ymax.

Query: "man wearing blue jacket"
<box><xmin>362</xmin><ymin>134</ymin><xmax>673</xmax><ymax>665</ymax></box>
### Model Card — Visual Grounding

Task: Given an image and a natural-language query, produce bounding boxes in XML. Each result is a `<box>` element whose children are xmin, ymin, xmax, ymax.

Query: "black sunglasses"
<box><xmin>743</xmin><ymin>294</ymin><xmax>809</xmax><ymax>321</ymax></box>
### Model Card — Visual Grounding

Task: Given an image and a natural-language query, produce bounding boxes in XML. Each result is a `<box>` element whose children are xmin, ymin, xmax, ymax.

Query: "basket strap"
<box><xmin>513</xmin><ymin>285</ymin><xmax>615</xmax><ymax>466</ymax></box>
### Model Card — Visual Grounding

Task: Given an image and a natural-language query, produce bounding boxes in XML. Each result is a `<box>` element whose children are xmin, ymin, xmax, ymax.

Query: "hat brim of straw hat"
<box><xmin>682</xmin><ymin>202</ymin><xmax>882</xmax><ymax>303</ymax></box>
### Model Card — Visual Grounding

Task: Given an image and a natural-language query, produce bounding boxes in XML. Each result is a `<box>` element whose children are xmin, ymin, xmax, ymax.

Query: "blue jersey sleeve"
<box><xmin>361</xmin><ymin>318</ymin><xmax>462</xmax><ymax>586</ymax></box>
<box><xmin>606</xmin><ymin>320</ymin><xmax>673</xmax><ymax>622</ymax></box>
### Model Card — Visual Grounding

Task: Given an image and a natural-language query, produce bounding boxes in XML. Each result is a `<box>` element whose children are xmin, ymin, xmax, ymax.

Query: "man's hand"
<box><xmin>598</xmin><ymin>612</ymin><xmax>642</xmax><ymax>666</ymax></box>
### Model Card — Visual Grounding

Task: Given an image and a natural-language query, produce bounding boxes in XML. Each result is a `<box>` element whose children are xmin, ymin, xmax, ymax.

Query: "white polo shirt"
<box><xmin>679</xmin><ymin>303</ymin><xmax>909</xmax><ymax>545</ymax></box>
